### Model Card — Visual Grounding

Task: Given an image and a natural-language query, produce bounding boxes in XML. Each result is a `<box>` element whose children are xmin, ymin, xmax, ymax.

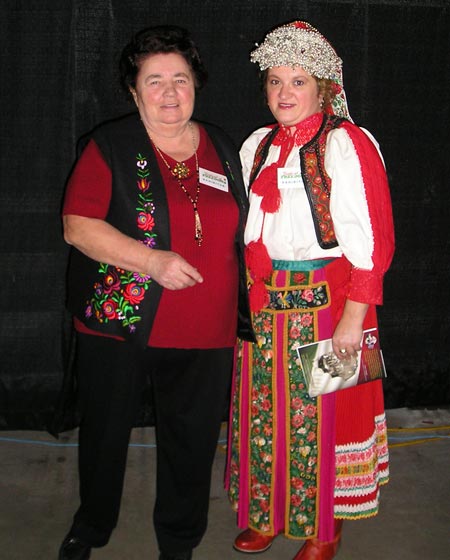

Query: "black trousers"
<box><xmin>70</xmin><ymin>333</ymin><xmax>233</xmax><ymax>554</ymax></box>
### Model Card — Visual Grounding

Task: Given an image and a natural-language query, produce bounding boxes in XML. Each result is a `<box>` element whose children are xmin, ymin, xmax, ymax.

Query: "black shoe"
<box><xmin>58</xmin><ymin>534</ymin><xmax>92</xmax><ymax>560</ymax></box>
<box><xmin>159</xmin><ymin>551</ymin><xmax>192</xmax><ymax>560</ymax></box>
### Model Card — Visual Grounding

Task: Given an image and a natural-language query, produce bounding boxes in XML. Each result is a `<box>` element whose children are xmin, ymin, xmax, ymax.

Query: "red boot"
<box><xmin>233</xmin><ymin>528</ymin><xmax>275</xmax><ymax>553</ymax></box>
<box><xmin>292</xmin><ymin>520</ymin><xmax>343</xmax><ymax>560</ymax></box>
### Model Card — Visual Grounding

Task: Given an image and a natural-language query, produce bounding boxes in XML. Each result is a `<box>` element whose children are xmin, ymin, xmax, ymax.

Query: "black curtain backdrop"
<box><xmin>1</xmin><ymin>0</ymin><xmax>449</xmax><ymax>431</ymax></box>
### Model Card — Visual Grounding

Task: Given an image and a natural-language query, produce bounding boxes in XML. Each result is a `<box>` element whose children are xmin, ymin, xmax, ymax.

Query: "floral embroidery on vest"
<box><xmin>84</xmin><ymin>153</ymin><xmax>157</xmax><ymax>333</ymax></box>
<box><xmin>300</xmin><ymin>115</ymin><xmax>343</xmax><ymax>249</ymax></box>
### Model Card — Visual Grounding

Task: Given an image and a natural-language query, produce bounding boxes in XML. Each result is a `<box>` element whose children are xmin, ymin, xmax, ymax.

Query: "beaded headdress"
<box><xmin>251</xmin><ymin>21</ymin><xmax>351</xmax><ymax>119</ymax></box>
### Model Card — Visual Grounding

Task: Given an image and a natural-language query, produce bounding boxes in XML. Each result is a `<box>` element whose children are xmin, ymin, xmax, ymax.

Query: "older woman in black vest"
<box><xmin>59</xmin><ymin>25</ymin><xmax>253</xmax><ymax>560</ymax></box>
<box><xmin>226</xmin><ymin>21</ymin><xmax>395</xmax><ymax>560</ymax></box>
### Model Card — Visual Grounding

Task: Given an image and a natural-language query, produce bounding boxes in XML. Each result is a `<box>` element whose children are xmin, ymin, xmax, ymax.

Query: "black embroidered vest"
<box><xmin>249</xmin><ymin>113</ymin><xmax>345</xmax><ymax>249</ymax></box>
<box><xmin>66</xmin><ymin>113</ymin><xmax>254</xmax><ymax>346</ymax></box>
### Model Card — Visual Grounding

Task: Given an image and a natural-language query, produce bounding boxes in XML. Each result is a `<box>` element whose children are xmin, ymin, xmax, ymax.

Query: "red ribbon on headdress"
<box><xmin>293</xmin><ymin>21</ymin><xmax>309</xmax><ymax>30</ymax></box>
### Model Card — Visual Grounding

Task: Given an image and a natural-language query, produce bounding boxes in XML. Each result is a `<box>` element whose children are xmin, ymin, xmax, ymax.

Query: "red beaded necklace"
<box><xmin>148</xmin><ymin>123</ymin><xmax>203</xmax><ymax>247</ymax></box>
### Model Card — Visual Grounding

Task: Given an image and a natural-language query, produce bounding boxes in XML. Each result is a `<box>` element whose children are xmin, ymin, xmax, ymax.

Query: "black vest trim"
<box><xmin>299</xmin><ymin>114</ymin><xmax>345</xmax><ymax>249</ymax></box>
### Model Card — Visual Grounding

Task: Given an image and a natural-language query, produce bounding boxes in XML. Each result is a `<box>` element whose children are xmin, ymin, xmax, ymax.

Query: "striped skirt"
<box><xmin>226</xmin><ymin>257</ymin><xmax>389</xmax><ymax>541</ymax></box>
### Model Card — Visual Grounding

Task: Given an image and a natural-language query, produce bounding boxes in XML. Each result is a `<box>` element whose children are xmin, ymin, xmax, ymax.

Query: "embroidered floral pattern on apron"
<box><xmin>228</xmin><ymin>269</ymin><xmax>332</xmax><ymax>537</ymax></box>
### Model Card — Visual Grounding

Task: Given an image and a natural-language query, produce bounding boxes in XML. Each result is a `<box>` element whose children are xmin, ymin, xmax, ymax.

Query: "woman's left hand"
<box><xmin>332</xmin><ymin>299</ymin><xmax>369</xmax><ymax>359</ymax></box>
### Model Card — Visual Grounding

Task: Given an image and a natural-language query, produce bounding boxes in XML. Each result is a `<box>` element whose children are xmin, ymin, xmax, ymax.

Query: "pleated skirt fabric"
<box><xmin>226</xmin><ymin>257</ymin><xmax>389</xmax><ymax>542</ymax></box>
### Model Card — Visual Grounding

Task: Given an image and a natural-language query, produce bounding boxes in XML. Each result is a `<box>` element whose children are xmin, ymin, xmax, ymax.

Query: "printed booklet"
<box><xmin>296</xmin><ymin>327</ymin><xmax>386</xmax><ymax>397</ymax></box>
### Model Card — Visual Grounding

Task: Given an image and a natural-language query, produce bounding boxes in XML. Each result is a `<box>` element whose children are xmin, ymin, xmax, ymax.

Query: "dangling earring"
<box><xmin>320</xmin><ymin>97</ymin><xmax>324</xmax><ymax>109</ymax></box>
<box><xmin>130</xmin><ymin>87</ymin><xmax>138</xmax><ymax>107</ymax></box>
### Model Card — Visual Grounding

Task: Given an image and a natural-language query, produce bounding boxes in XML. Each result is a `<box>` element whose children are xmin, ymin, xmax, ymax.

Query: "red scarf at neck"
<box><xmin>251</xmin><ymin>112</ymin><xmax>323</xmax><ymax>213</ymax></box>
<box><xmin>246</xmin><ymin>112</ymin><xmax>323</xmax><ymax>311</ymax></box>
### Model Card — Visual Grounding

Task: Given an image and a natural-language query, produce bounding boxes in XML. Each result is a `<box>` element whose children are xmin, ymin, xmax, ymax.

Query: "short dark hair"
<box><xmin>119</xmin><ymin>25</ymin><xmax>208</xmax><ymax>94</ymax></box>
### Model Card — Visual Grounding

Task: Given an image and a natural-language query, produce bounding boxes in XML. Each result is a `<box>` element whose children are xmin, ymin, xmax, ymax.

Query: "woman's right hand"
<box><xmin>63</xmin><ymin>215</ymin><xmax>203</xmax><ymax>290</ymax></box>
<box><xmin>146</xmin><ymin>249</ymin><xmax>203</xmax><ymax>290</ymax></box>
<box><xmin>332</xmin><ymin>299</ymin><xmax>369</xmax><ymax>359</ymax></box>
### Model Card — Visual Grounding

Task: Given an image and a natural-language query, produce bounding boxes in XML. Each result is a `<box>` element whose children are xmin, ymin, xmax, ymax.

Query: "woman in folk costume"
<box><xmin>226</xmin><ymin>21</ymin><xmax>395</xmax><ymax>560</ymax></box>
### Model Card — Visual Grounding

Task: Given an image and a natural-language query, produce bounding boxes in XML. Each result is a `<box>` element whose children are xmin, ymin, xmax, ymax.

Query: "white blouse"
<box><xmin>241</xmin><ymin>126</ymin><xmax>384</xmax><ymax>270</ymax></box>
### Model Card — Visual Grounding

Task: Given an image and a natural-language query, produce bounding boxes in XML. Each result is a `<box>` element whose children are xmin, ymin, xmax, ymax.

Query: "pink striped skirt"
<box><xmin>226</xmin><ymin>258</ymin><xmax>389</xmax><ymax>541</ymax></box>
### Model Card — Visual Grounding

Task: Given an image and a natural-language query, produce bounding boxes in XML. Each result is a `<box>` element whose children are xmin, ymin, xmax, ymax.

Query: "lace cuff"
<box><xmin>348</xmin><ymin>267</ymin><xmax>383</xmax><ymax>305</ymax></box>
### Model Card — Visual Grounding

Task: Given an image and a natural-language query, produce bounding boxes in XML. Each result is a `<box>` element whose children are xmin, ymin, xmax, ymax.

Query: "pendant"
<box><xmin>172</xmin><ymin>162</ymin><xmax>190</xmax><ymax>180</ymax></box>
<box><xmin>194</xmin><ymin>209</ymin><xmax>203</xmax><ymax>246</ymax></box>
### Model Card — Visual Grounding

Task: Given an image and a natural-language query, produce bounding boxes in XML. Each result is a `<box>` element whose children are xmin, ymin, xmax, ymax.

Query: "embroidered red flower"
<box><xmin>260</xmin><ymin>384</ymin><xmax>271</xmax><ymax>397</ymax></box>
<box><xmin>123</xmin><ymin>282</ymin><xmax>145</xmax><ymax>305</ymax></box>
<box><xmin>301</xmin><ymin>313</ymin><xmax>313</xmax><ymax>327</ymax></box>
<box><xmin>260</xmin><ymin>500</ymin><xmax>270</xmax><ymax>512</ymax></box>
<box><xmin>307</xmin><ymin>431</ymin><xmax>316</xmax><ymax>442</ymax></box>
<box><xmin>291</xmin><ymin>494</ymin><xmax>302</xmax><ymax>507</ymax></box>
<box><xmin>303</xmin><ymin>404</ymin><xmax>316</xmax><ymax>418</ymax></box>
<box><xmin>293</xmin><ymin>273</ymin><xmax>306</xmax><ymax>284</ymax></box>
<box><xmin>102</xmin><ymin>299</ymin><xmax>118</xmax><ymax>319</ymax></box>
<box><xmin>291</xmin><ymin>397</ymin><xmax>303</xmax><ymax>410</ymax></box>
<box><xmin>102</xmin><ymin>269</ymin><xmax>121</xmax><ymax>294</ymax></box>
<box><xmin>302</xmin><ymin>289</ymin><xmax>314</xmax><ymax>303</ymax></box>
<box><xmin>137</xmin><ymin>212</ymin><xmax>155</xmax><ymax>231</ymax></box>
<box><xmin>137</xmin><ymin>178</ymin><xmax>150</xmax><ymax>192</ymax></box>
<box><xmin>291</xmin><ymin>477</ymin><xmax>304</xmax><ymax>490</ymax></box>
<box><xmin>261</xmin><ymin>399</ymin><xmax>271</xmax><ymax>411</ymax></box>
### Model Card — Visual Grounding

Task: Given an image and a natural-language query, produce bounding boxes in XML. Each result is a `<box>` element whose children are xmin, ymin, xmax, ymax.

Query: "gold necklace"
<box><xmin>149</xmin><ymin>123</ymin><xmax>203</xmax><ymax>246</ymax></box>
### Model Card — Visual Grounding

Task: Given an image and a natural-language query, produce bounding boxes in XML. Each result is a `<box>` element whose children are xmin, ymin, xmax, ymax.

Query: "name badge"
<box><xmin>199</xmin><ymin>167</ymin><xmax>229</xmax><ymax>192</ymax></box>
<box><xmin>278</xmin><ymin>167</ymin><xmax>303</xmax><ymax>189</ymax></box>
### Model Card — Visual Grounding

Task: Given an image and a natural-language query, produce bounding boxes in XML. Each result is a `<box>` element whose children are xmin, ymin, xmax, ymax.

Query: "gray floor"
<box><xmin>1</xmin><ymin>407</ymin><xmax>449</xmax><ymax>560</ymax></box>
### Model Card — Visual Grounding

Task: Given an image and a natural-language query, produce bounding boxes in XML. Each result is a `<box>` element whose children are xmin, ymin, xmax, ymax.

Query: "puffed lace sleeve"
<box><xmin>325</xmin><ymin>124</ymin><xmax>395</xmax><ymax>304</ymax></box>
